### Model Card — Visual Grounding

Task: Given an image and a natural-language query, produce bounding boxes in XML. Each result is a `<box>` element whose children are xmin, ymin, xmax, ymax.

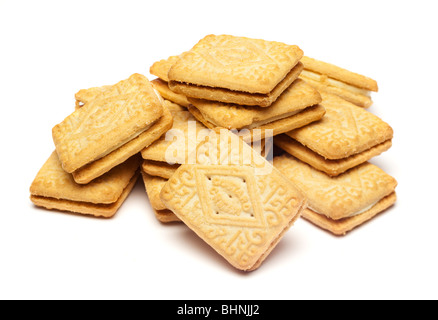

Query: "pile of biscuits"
<box><xmin>30</xmin><ymin>34</ymin><xmax>397</xmax><ymax>271</ymax></box>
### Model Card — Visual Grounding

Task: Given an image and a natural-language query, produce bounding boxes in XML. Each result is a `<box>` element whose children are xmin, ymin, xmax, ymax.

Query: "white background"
<box><xmin>1</xmin><ymin>0</ymin><xmax>437</xmax><ymax>300</ymax></box>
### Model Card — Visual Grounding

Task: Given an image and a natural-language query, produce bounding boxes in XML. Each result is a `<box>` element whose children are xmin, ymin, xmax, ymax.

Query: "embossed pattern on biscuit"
<box><xmin>53</xmin><ymin>74</ymin><xmax>163</xmax><ymax>172</ymax></box>
<box><xmin>161</xmin><ymin>164</ymin><xmax>304</xmax><ymax>270</ymax></box>
<box><xmin>287</xmin><ymin>92</ymin><xmax>393</xmax><ymax>159</ymax></box>
<box><xmin>160</xmin><ymin>130</ymin><xmax>306</xmax><ymax>271</ymax></box>
<box><xmin>273</xmin><ymin>154</ymin><xmax>397</xmax><ymax>220</ymax></box>
<box><xmin>168</xmin><ymin>35</ymin><xmax>303</xmax><ymax>94</ymax></box>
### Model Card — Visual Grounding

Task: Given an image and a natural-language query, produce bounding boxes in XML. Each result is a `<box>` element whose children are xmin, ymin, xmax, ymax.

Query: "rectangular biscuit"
<box><xmin>168</xmin><ymin>34</ymin><xmax>303</xmax><ymax>94</ymax></box>
<box><xmin>72</xmin><ymin>106</ymin><xmax>173</xmax><ymax>184</ymax></box>
<box><xmin>273</xmin><ymin>154</ymin><xmax>397</xmax><ymax>234</ymax></box>
<box><xmin>187</xmin><ymin>79</ymin><xmax>325</xmax><ymax>142</ymax></box>
<box><xmin>30</xmin><ymin>152</ymin><xmax>140</xmax><ymax>218</ymax></box>
<box><xmin>189</xmin><ymin>104</ymin><xmax>326</xmax><ymax>143</ymax></box>
<box><xmin>274</xmin><ymin>134</ymin><xmax>392</xmax><ymax>176</ymax></box>
<box><xmin>286</xmin><ymin>92</ymin><xmax>393</xmax><ymax>160</ymax></box>
<box><xmin>160</xmin><ymin>129</ymin><xmax>306</xmax><ymax>271</ymax></box>
<box><xmin>302</xmin><ymin>192</ymin><xmax>397</xmax><ymax>236</ymax></box>
<box><xmin>53</xmin><ymin>73</ymin><xmax>163</xmax><ymax>173</ymax></box>
<box><xmin>169</xmin><ymin>62</ymin><xmax>303</xmax><ymax>107</ymax></box>
<box><xmin>187</xmin><ymin>79</ymin><xmax>321</xmax><ymax>129</ymax></box>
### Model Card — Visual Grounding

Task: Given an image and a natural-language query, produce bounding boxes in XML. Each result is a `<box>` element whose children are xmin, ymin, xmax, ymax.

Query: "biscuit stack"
<box><xmin>30</xmin><ymin>74</ymin><xmax>173</xmax><ymax>217</ymax></box>
<box><xmin>151</xmin><ymin>35</ymin><xmax>325</xmax><ymax>143</ymax></box>
<box><xmin>30</xmin><ymin>34</ymin><xmax>398</xmax><ymax>271</ymax></box>
<box><xmin>273</xmin><ymin>60</ymin><xmax>397</xmax><ymax>235</ymax></box>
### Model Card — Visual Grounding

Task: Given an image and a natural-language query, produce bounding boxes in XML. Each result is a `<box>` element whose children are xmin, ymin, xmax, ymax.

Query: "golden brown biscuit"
<box><xmin>160</xmin><ymin>129</ymin><xmax>306</xmax><ymax>271</ymax></box>
<box><xmin>72</xmin><ymin>106</ymin><xmax>172</xmax><ymax>184</ymax></box>
<box><xmin>169</xmin><ymin>62</ymin><xmax>303</xmax><ymax>107</ymax></box>
<box><xmin>299</xmin><ymin>56</ymin><xmax>378</xmax><ymax>108</ymax></box>
<box><xmin>186</xmin><ymin>79</ymin><xmax>320</xmax><ymax>129</ymax></box>
<box><xmin>167</xmin><ymin>34</ymin><xmax>303</xmax><ymax>106</ymax></box>
<box><xmin>285</xmin><ymin>92</ymin><xmax>393</xmax><ymax>161</ymax></box>
<box><xmin>274</xmin><ymin>135</ymin><xmax>392</xmax><ymax>176</ymax></box>
<box><xmin>53</xmin><ymin>73</ymin><xmax>163</xmax><ymax>173</ymax></box>
<box><xmin>273</xmin><ymin>154</ymin><xmax>397</xmax><ymax>235</ymax></box>
<box><xmin>168</xmin><ymin>35</ymin><xmax>303</xmax><ymax>93</ymax></box>
<box><xmin>30</xmin><ymin>152</ymin><xmax>140</xmax><ymax>218</ymax></box>
<box><xmin>302</xmin><ymin>193</ymin><xmax>397</xmax><ymax>236</ymax></box>
<box><xmin>186</xmin><ymin>79</ymin><xmax>324</xmax><ymax>142</ymax></box>
<box><xmin>189</xmin><ymin>104</ymin><xmax>325</xmax><ymax>143</ymax></box>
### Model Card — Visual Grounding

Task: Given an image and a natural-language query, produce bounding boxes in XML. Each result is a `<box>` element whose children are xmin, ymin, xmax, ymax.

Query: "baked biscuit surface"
<box><xmin>160</xmin><ymin>129</ymin><xmax>306</xmax><ymax>271</ymax></box>
<box><xmin>273</xmin><ymin>154</ymin><xmax>397</xmax><ymax>220</ymax></box>
<box><xmin>168</xmin><ymin>34</ymin><xmax>303</xmax><ymax>94</ymax></box>
<box><xmin>287</xmin><ymin>92</ymin><xmax>393</xmax><ymax>159</ymax></box>
<box><xmin>53</xmin><ymin>74</ymin><xmax>163</xmax><ymax>172</ymax></box>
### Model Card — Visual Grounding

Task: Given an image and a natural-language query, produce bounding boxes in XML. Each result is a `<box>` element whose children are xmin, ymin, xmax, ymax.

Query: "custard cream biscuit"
<box><xmin>168</xmin><ymin>34</ymin><xmax>303</xmax><ymax>106</ymax></box>
<box><xmin>160</xmin><ymin>129</ymin><xmax>306</xmax><ymax>271</ymax></box>
<box><xmin>169</xmin><ymin>62</ymin><xmax>303</xmax><ymax>107</ymax></box>
<box><xmin>187</xmin><ymin>79</ymin><xmax>324</xmax><ymax>142</ymax></box>
<box><xmin>273</xmin><ymin>153</ymin><xmax>397</xmax><ymax>235</ymax></box>
<box><xmin>72</xmin><ymin>106</ymin><xmax>172</xmax><ymax>184</ymax></box>
<box><xmin>30</xmin><ymin>152</ymin><xmax>140</xmax><ymax>218</ymax></box>
<box><xmin>277</xmin><ymin>92</ymin><xmax>393</xmax><ymax>175</ymax></box>
<box><xmin>53</xmin><ymin>74</ymin><xmax>166</xmax><ymax>175</ymax></box>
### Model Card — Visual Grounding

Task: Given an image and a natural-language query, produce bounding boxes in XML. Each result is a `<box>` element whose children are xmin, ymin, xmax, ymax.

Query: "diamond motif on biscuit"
<box><xmin>195</xmin><ymin>166</ymin><xmax>265</xmax><ymax>228</ymax></box>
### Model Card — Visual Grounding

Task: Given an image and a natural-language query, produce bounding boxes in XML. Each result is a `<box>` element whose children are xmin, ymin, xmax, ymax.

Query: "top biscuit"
<box><xmin>53</xmin><ymin>73</ymin><xmax>163</xmax><ymax>173</ymax></box>
<box><xmin>168</xmin><ymin>34</ymin><xmax>303</xmax><ymax>94</ymax></box>
<box><xmin>160</xmin><ymin>129</ymin><xmax>306</xmax><ymax>271</ymax></box>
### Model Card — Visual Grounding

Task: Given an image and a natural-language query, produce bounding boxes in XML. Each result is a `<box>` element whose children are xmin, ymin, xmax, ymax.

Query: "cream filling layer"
<box><xmin>301</xmin><ymin>70</ymin><xmax>371</xmax><ymax>97</ymax></box>
<box><xmin>309</xmin><ymin>199</ymin><xmax>380</xmax><ymax>219</ymax></box>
